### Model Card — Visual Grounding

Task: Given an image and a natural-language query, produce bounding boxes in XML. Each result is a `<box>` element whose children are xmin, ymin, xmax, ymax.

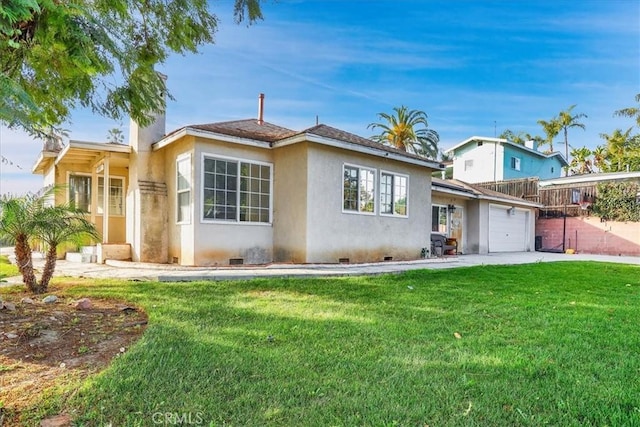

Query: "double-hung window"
<box><xmin>97</xmin><ymin>177</ymin><xmax>124</xmax><ymax>216</ymax></box>
<box><xmin>69</xmin><ymin>174</ymin><xmax>91</xmax><ymax>212</ymax></box>
<box><xmin>380</xmin><ymin>172</ymin><xmax>408</xmax><ymax>216</ymax></box>
<box><xmin>510</xmin><ymin>156</ymin><xmax>521</xmax><ymax>171</ymax></box>
<box><xmin>343</xmin><ymin>165</ymin><xmax>375</xmax><ymax>213</ymax></box>
<box><xmin>177</xmin><ymin>154</ymin><xmax>191</xmax><ymax>223</ymax></box>
<box><xmin>202</xmin><ymin>156</ymin><xmax>271</xmax><ymax>223</ymax></box>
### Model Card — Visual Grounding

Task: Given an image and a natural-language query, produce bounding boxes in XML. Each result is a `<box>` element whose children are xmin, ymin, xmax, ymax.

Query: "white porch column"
<box><xmin>102</xmin><ymin>155</ymin><xmax>110</xmax><ymax>243</ymax></box>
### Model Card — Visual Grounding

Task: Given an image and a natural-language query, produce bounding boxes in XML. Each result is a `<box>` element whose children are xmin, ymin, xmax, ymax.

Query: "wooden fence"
<box><xmin>474</xmin><ymin>178</ymin><xmax>597</xmax><ymax>217</ymax></box>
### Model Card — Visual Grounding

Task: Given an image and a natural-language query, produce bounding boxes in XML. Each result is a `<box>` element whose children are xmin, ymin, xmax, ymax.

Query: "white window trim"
<box><xmin>342</xmin><ymin>163</ymin><xmax>377</xmax><ymax>216</ymax></box>
<box><xmin>97</xmin><ymin>175</ymin><xmax>126</xmax><ymax>217</ymax></box>
<box><xmin>432</xmin><ymin>204</ymin><xmax>449</xmax><ymax>235</ymax></box>
<box><xmin>176</xmin><ymin>153</ymin><xmax>192</xmax><ymax>225</ymax></box>
<box><xmin>511</xmin><ymin>156</ymin><xmax>521</xmax><ymax>171</ymax></box>
<box><xmin>200</xmin><ymin>152</ymin><xmax>273</xmax><ymax>226</ymax></box>
<box><xmin>379</xmin><ymin>169</ymin><xmax>409</xmax><ymax>218</ymax></box>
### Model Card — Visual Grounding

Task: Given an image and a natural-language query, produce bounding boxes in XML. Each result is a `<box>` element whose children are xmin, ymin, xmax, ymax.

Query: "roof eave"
<box><xmin>152</xmin><ymin>127</ymin><xmax>272</xmax><ymax>151</ymax></box>
<box><xmin>275</xmin><ymin>133</ymin><xmax>444</xmax><ymax>170</ymax></box>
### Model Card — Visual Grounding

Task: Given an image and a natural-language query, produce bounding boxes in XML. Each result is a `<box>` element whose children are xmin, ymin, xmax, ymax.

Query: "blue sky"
<box><xmin>1</xmin><ymin>0</ymin><xmax>639</xmax><ymax>194</ymax></box>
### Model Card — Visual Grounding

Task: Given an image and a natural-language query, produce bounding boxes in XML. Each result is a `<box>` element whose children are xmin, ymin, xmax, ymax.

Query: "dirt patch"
<box><xmin>0</xmin><ymin>291</ymin><xmax>147</xmax><ymax>425</ymax></box>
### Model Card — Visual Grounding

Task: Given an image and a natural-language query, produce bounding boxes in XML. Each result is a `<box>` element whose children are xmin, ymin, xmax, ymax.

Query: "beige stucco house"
<box><xmin>431</xmin><ymin>178</ymin><xmax>540</xmax><ymax>254</ymax></box>
<box><xmin>32</xmin><ymin>105</ymin><xmax>444</xmax><ymax>266</ymax></box>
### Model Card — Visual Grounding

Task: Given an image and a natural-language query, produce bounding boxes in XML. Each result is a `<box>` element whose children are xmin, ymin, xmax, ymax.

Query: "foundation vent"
<box><xmin>229</xmin><ymin>258</ymin><xmax>244</xmax><ymax>265</ymax></box>
<box><xmin>338</xmin><ymin>258</ymin><xmax>350</xmax><ymax>264</ymax></box>
<box><xmin>383</xmin><ymin>256</ymin><xmax>393</xmax><ymax>261</ymax></box>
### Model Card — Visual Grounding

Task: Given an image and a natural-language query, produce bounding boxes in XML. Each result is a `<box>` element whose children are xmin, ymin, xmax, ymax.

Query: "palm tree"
<box><xmin>368</xmin><ymin>106</ymin><xmax>440</xmax><ymax>158</ymax></box>
<box><xmin>569</xmin><ymin>147</ymin><xmax>593</xmax><ymax>175</ymax></box>
<box><xmin>31</xmin><ymin>204</ymin><xmax>100</xmax><ymax>292</ymax></box>
<box><xmin>558</xmin><ymin>105</ymin><xmax>587</xmax><ymax>170</ymax></box>
<box><xmin>614</xmin><ymin>93</ymin><xmax>640</xmax><ymax>127</ymax></box>
<box><xmin>537</xmin><ymin>118</ymin><xmax>561</xmax><ymax>153</ymax></box>
<box><xmin>0</xmin><ymin>192</ymin><xmax>43</xmax><ymax>291</ymax></box>
<box><xmin>499</xmin><ymin>130</ymin><xmax>545</xmax><ymax>147</ymax></box>
<box><xmin>0</xmin><ymin>187</ymin><xmax>99</xmax><ymax>294</ymax></box>
<box><xmin>107</xmin><ymin>127</ymin><xmax>125</xmax><ymax>144</ymax></box>
<box><xmin>592</xmin><ymin>145</ymin><xmax>608</xmax><ymax>172</ymax></box>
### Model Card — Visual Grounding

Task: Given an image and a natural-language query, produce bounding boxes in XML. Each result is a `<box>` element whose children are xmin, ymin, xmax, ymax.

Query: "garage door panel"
<box><xmin>489</xmin><ymin>206</ymin><xmax>527</xmax><ymax>252</ymax></box>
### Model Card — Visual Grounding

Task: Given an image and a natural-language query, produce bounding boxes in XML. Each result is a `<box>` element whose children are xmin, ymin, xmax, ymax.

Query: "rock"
<box><xmin>40</xmin><ymin>413</ymin><xmax>71</xmax><ymax>427</ymax></box>
<box><xmin>43</xmin><ymin>295</ymin><xmax>58</xmax><ymax>304</ymax></box>
<box><xmin>21</xmin><ymin>297</ymin><xmax>35</xmax><ymax>304</ymax></box>
<box><xmin>74</xmin><ymin>298</ymin><xmax>92</xmax><ymax>311</ymax></box>
<box><xmin>5</xmin><ymin>333</ymin><xmax>19</xmax><ymax>339</ymax></box>
<box><xmin>2</xmin><ymin>302</ymin><xmax>16</xmax><ymax>311</ymax></box>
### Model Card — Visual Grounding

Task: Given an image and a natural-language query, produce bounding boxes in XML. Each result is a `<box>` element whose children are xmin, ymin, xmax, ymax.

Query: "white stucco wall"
<box><xmin>452</xmin><ymin>142</ymin><xmax>505</xmax><ymax>183</ymax></box>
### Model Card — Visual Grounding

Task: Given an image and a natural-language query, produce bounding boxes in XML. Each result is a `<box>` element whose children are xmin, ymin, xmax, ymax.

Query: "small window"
<box><xmin>431</xmin><ymin>205</ymin><xmax>448</xmax><ymax>234</ymax></box>
<box><xmin>510</xmin><ymin>157</ymin><xmax>521</xmax><ymax>171</ymax></box>
<box><xmin>380</xmin><ymin>172</ymin><xmax>408</xmax><ymax>216</ymax></box>
<box><xmin>464</xmin><ymin>159</ymin><xmax>473</xmax><ymax>171</ymax></box>
<box><xmin>551</xmin><ymin>166</ymin><xmax>555</xmax><ymax>173</ymax></box>
<box><xmin>477</xmin><ymin>141</ymin><xmax>483</xmax><ymax>146</ymax></box>
<box><xmin>177</xmin><ymin>155</ymin><xmax>191</xmax><ymax>223</ymax></box>
<box><xmin>69</xmin><ymin>175</ymin><xmax>91</xmax><ymax>212</ymax></box>
<box><xmin>343</xmin><ymin>165</ymin><xmax>375</xmax><ymax>214</ymax></box>
<box><xmin>97</xmin><ymin>177</ymin><xmax>124</xmax><ymax>216</ymax></box>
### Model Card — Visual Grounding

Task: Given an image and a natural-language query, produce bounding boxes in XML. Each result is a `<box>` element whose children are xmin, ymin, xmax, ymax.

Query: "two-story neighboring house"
<box><xmin>446</xmin><ymin>136</ymin><xmax>568</xmax><ymax>183</ymax></box>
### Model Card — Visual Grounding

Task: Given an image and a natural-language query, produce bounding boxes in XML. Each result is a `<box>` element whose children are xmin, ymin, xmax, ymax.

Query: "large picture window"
<box><xmin>380</xmin><ymin>172</ymin><xmax>408</xmax><ymax>216</ymax></box>
<box><xmin>69</xmin><ymin>174</ymin><xmax>91</xmax><ymax>212</ymax></box>
<box><xmin>97</xmin><ymin>177</ymin><xmax>124</xmax><ymax>216</ymax></box>
<box><xmin>202</xmin><ymin>156</ymin><xmax>271</xmax><ymax>223</ymax></box>
<box><xmin>177</xmin><ymin>155</ymin><xmax>191</xmax><ymax>223</ymax></box>
<box><xmin>343</xmin><ymin>165</ymin><xmax>375</xmax><ymax>213</ymax></box>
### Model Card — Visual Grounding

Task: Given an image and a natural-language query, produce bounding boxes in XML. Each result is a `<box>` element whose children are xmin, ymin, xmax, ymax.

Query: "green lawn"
<box><xmin>14</xmin><ymin>262</ymin><xmax>640</xmax><ymax>425</ymax></box>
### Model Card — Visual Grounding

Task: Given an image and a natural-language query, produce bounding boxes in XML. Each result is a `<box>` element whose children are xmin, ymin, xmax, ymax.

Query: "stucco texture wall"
<box><xmin>190</xmin><ymin>138</ymin><xmax>275</xmax><ymax>266</ymax></box>
<box><xmin>536</xmin><ymin>216</ymin><xmax>640</xmax><ymax>256</ymax></box>
<box><xmin>303</xmin><ymin>144</ymin><xmax>433</xmax><ymax>263</ymax></box>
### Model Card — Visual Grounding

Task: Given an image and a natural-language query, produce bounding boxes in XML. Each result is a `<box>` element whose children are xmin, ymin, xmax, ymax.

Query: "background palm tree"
<box><xmin>558</xmin><ymin>105</ymin><xmax>587</xmax><ymax>170</ymax></box>
<box><xmin>569</xmin><ymin>146</ymin><xmax>593</xmax><ymax>175</ymax></box>
<box><xmin>368</xmin><ymin>106</ymin><xmax>440</xmax><ymax>158</ymax></box>
<box><xmin>599</xmin><ymin>128</ymin><xmax>636</xmax><ymax>172</ymax></box>
<box><xmin>536</xmin><ymin>118</ymin><xmax>561</xmax><ymax>153</ymax></box>
<box><xmin>614</xmin><ymin>93</ymin><xmax>640</xmax><ymax>126</ymax></box>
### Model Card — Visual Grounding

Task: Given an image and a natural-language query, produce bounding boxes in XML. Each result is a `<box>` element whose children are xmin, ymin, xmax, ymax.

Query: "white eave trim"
<box><xmin>539</xmin><ymin>171</ymin><xmax>640</xmax><ymax>187</ymax></box>
<box><xmin>31</xmin><ymin>151</ymin><xmax>57</xmax><ymax>173</ymax></box>
<box><xmin>431</xmin><ymin>185</ymin><xmax>475</xmax><ymax>199</ymax></box>
<box><xmin>275</xmin><ymin>133</ymin><xmax>444</xmax><ymax>170</ymax></box>
<box><xmin>478</xmin><ymin>194</ymin><xmax>542</xmax><ymax>208</ymax></box>
<box><xmin>152</xmin><ymin>127</ymin><xmax>272</xmax><ymax>151</ymax></box>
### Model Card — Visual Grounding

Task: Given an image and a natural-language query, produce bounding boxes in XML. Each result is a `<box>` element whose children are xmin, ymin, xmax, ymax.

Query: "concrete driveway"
<box><xmin>2</xmin><ymin>247</ymin><xmax>638</xmax><ymax>284</ymax></box>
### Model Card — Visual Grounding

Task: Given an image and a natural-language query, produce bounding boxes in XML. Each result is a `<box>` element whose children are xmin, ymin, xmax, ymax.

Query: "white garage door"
<box><xmin>488</xmin><ymin>205</ymin><xmax>528</xmax><ymax>252</ymax></box>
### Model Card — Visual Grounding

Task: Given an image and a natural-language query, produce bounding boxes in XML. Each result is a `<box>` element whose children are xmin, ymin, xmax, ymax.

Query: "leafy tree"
<box><xmin>598</xmin><ymin>128</ymin><xmax>640</xmax><ymax>172</ymax></box>
<box><xmin>536</xmin><ymin>117</ymin><xmax>561</xmax><ymax>153</ymax></box>
<box><xmin>614</xmin><ymin>93</ymin><xmax>640</xmax><ymax>127</ymax></box>
<box><xmin>368</xmin><ymin>106</ymin><xmax>440</xmax><ymax>158</ymax></box>
<box><xmin>0</xmin><ymin>187</ymin><xmax>99</xmax><ymax>293</ymax></box>
<box><xmin>568</xmin><ymin>146</ymin><xmax>593</xmax><ymax>175</ymax></box>
<box><xmin>558</xmin><ymin>105</ymin><xmax>587</xmax><ymax>166</ymax></box>
<box><xmin>592</xmin><ymin>181</ymin><xmax>640</xmax><ymax>221</ymax></box>
<box><xmin>107</xmin><ymin>127</ymin><xmax>125</xmax><ymax>144</ymax></box>
<box><xmin>1</xmin><ymin>0</ymin><xmax>263</xmax><ymax>135</ymax></box>
<box><xmin>499</xmin><ymin>129</ymin><xmax>544</xmax><ymax>147</ymax></box>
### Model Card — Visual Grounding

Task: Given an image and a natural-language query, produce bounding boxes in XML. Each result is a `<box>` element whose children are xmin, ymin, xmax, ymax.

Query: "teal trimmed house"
<box><xmin>446</xmin><ymin>136</ymin><xmax>568</xmax><ymax>183</ymax></box>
